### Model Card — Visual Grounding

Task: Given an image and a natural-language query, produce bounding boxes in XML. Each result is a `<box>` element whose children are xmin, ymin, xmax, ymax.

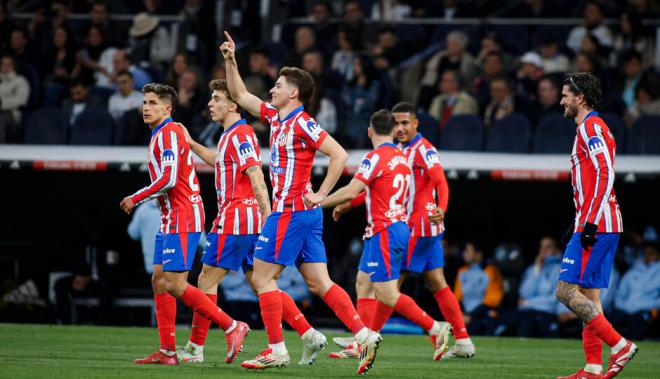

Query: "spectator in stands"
<box><xmin>613</xmin><ymin>8</ymin><xmax>654</xmax><ymax>68</ymax></box>
<box><xmin>538</xmin><ymin>35</ymin><xmax>570</xmax><ymax>74</ymax></box>
<box><xmin>108</xmin><ymin>70</ymin><xmax>143</xmax><ymax>121</ymax></box>
<box><xmin>44</xmin><ymin>26</ymin><xmax>78</xmax><ymax>85</ymax></box>
<box><xmin>516</xmin><ymin>236</ymin><xmax>563</xmax><ymax>337</ymax></box>
<box><xmin>629</xmin><ymin>0</ymin><xmax>660</xmax><ymax>20</ymax></box>
<box><xmin>332</xmin><ymin>29</ymin><xmax>359</xmax><ymax>82</ymax></box>
<box><xmin>419</xmin><ymin>31</ymin><xmax>477</xmax><ymax>111</ymax></box>
<box><xmin>371</xmin><ymin>1</ymin><xmax>412</xmax><ymax>20</ymax></box>
<box><xmin>7</xmin><ymin>28</ymin><xmax>40</xmax><ymax>71</ymax></box>
<box><xmin>579</xmin><ymin>33</ymin><xmax>608</xmax><ymax>68</ymax></box>
<box><xmin>173</xmin><ymin>66</ymin><xmax>206</xmax><ymax>136</ymax></box>
<box><xmin>73</xmin><ymin>25</ymin><xmax>110</xmax><ymax>86</ymax></box>
<box><xmin>128</xmin><ymin>12</ymin><xmax>174</xmax><ymax>70</ymax></box>
<box><xmin>516</xmin><ymin>52</ymin><xmax>544</xmax><ymax>105</ymax></box>
<box><xmin>341</xmin><ymin>0</ymin><xmax>372</xmax><ymax>51</ymax></box>
<box><xmin>302</xmin><ymin>48</ymin><xmax>343</xmax><ymax>93</ymax></box>
<box><xmin>342</xmin><ymin>55</ymin><xmax>380</xmax><ymax>147</ymax></box>
<box><xmin>566</xmin><ymin>1</ymin><xmax>613</xmax><ymax>53</ymax></box>
<box><xmin>127</xmin><ymin>199</ymin><xmax>160</xmax><ymax>274</ymax></box>
<box><xmin>611</xmin><ymin>240</ymin><xmax>660</xmax><ymax>340</ymax></box>
<box><xmin>164</xmin><ymin>52</ymin><xmax>190</xmax><ymax>88</ymax></box>
<box><xmin>524</xmin><ymin>74</ymin><xmax>563</xmax><ymax>126</ymax></box>
<box><xmin>454</xmin><ymin>242</ymin><xmax>503</xmax><ymax>335</ymax></box>
<box><xmin>87</xmin><ymin>0</ymin><xmax>127</xmax><ymax>47</ymax></box>
<box><xmin>573</xmin><ymin>52</ymin><xmax>602</xmax><ymax>76</ymax></box>
<box><xmin>111</xmin><ymin>49</ymin><xmax>151</xmax><ymax>90</ymax></box>
<box><xmin>0</xmin><ymin>55</ymin><xmax>30</xmax><ymax>143</ymax></box>
<box><xmin>472</xmin><ymin>51</ymin><xmax>506</xmax><ymax>109</ymax></box>
<box><xmin>309</xmin><ymin>1</ymin><xmax>337</xmax><ymax>56</ymax></box>
<box><xmin>429</xmin><ymin>69</ymin><xmax>478</xmax><ymax>129</ymax></box>
<box><xmin>483</xmin><ymin>76</ymin><xmax>516</xmax><ymax>127</ymax></box>
<box><xmin>302</xmin><ymin>49</ymin><xmax>340</xmax><ymax>138</ymax></box>
<box><xmin>284</xmin><ymin>25</ymin><xmax>317</xmax><ymax>68</ymax></box>
<box><xmin>176</xmin><ymin>0</ymin><xmax>215</xmax><ymax>70</ymax></box>
<box><xmin>371</xmin><ymin>27</ymin><xmax>407</xmax><ymax>71</ymax></box>
<box><xmin>615</xmin><ymin>49</ymin><xmax>644</xmax><ymax>114</ymax></box>
<box><xmin>245</xmin><ymin>47</ymin><xmax>276</xmax><ymax>100</ymax></box>
<box><xmin>475</xmin><ymin>33</ymin><xmax>516</xmax><ymax>73</ymax></box>
<box><xmin>210</xmin><ymin>61</ymin><xmax>226</xmax><ymax>80</ymax></box>
<box><xmin>62</xmin><ymin>78</ymin><xmax>106</xmax><ymax>125</ymax></box>
<box><xmin>628</xmin><ymin>74</ymin><xmax>660</xmax><ymax>123</ymax></box>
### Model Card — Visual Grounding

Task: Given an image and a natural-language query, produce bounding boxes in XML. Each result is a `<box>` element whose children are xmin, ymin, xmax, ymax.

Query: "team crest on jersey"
<box><xmin>162</xmin><ymin>149</ymin><xmax>176</xmax><ymax>166</ymax></box>
<box><xmin>587</xmin><ymin>136</ymin><xmax>606</xmax><ymax>155</ymax></box>
<box><xmin>238</xmin><ymin>141</ymin><xmax>255</xmax><ymax>160</ymax></box>
<box><xmin>424</xmin><ymin>148</ymin><xmax>439</xmax><ymax>165</ymax></box>
<box><xmin>300</xmin><ymin>119</ymin><xmax>322</xmax><ymax>141</ymax></box>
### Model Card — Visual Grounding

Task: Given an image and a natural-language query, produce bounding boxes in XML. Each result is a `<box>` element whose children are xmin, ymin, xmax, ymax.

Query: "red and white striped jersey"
<box><xmin>131</xmin><ymin>117</ymin><xmax>205</xmax><ymax>234</ymax></box>
<box><xmin>211</xmin><ymin>119</ymin><xmax>262</xmax><ymax>235</ymax></box>
<box><xmin>570</xmin><ymin>111</ymin><xmax>623</xmax><ymax>233</ymax></box>
<box><xmin>260</xmin><ymin>102</ymin><xmax>329</xmax><ymax>212</ymax></box>
<box><xmin>354</xmin><ymin>143</ymin><xmax>411</xmax><ymax>238</ymax></box>
<box><xmin>401</xmin><ymin>134</ymin><xmax>449</xmax><ymax>237</ymax></box>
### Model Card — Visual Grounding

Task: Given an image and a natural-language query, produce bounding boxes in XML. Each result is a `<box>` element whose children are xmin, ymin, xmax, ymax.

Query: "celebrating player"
<box><xmin>555</xmin><ymin>72</ymin><xmax>638</xmax><ymax>379</ymax></box>
<box><xmin>120</xmin><ymin>83</ymin><xmax>249</xmax><ymax>365</ymax></box>
<box><xmin>320</xmin><ymin>109</ymin><xmax>452</xmax><ymax>363</ymax></box>
<box><xmin>177</xmin><ymin>79</ymin><xmax>327</xmax><ymax>365</ymax></box>
<box><xmin>331</xmin><ymin>102</ymin><xmax>474</xmax><ymax>359</ymax></box>
<box><xmin>219</xmin><ymin>31</ymin><xmax>381</xmax><ymax>375</ymax></box>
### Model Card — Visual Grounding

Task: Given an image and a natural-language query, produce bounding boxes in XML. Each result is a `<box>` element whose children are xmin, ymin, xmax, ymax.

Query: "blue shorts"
<box><xmin>559</xmin><ymin>232</ymin><xmax>620</xmax><ymax>288</ymax></box>
<box><xmin>254</xmin><ymin>208</ymin><xmax>327</xmax><ymax>267</ymax></box>
<box><xmin>153</xmin><ymin>232</ymin><xmax>202</xmax><ymax>272</ymax></box>
<box><xmin>404</xmin><ymin>233</ymin><xmax>445</xmax><ymax>273</ymax></box>
<box><xmin>359</xmin><ymin>222</ymin><xmax>409</xmax><ymax>282</ymax></box>
<box><xmin>202</xmin><ymin>233</ymin><xmax>257</xmax><ymax>273</ymax></box>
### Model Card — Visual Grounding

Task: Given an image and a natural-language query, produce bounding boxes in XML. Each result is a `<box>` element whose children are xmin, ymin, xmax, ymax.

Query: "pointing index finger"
<box><xmin>224</xmin><ymin>31</ymin><xmax>234</xmax><ymax>45</ymax></box>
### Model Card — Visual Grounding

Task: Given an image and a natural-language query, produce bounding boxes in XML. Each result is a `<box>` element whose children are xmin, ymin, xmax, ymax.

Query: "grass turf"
<box><xmin>0</xmin><ymin>324</ymin><xmax>658</xmax><ymax>378</ymax></box>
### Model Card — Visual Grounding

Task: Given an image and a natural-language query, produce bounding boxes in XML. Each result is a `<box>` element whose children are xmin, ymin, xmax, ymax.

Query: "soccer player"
<box><xmin>331</xmin><ymin>102</ymin><xmax>474</xmax><ymax>359</ymax></box>
<box><xmin>555</xmin><ymin>72</ymin><xmax>638</xmax><ymax>379</ymax></box>
<box><xmin>120</xmin><ymin>83</ymin><xmax>249</xmax><ymax>365</ymax></box>
<box><xmin>177</xmin><ymin>79</ymin><xmax>327</xmax><ymax>365</ymax></box>
<box><xmin>219</xmin><ymin>31</ymin><xmax>381</xmax><ymax>375</ymax></box>
<box><xmin>320</xmin><ymin>109</ymin><xmax>452</xmax><ymax>363</ymax></box>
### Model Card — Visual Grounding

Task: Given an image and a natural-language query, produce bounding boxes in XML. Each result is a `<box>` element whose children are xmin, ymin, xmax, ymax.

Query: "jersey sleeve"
<box><xmin>419</xmin><ymin>144</ymin><xmax>449</xmax><ymax>212</ymax></box>
<box><xmin>232</xmin><ymin>127</ymin><xmax>261</xmax><ymax>172</ymax></box>
<box><xmin>350</xmin><ymin>191</ymin><xmax>366</xmax><ymax>208</ymax></box>
<box><xmin>260</xmin><ymin>101</ymin><xmax>278</xmax><ymax>125</ymax></box>
<box><xmin>581</xmin><ymin>121</ymin><xmax>615</xmax><ymax>226</ymax></box>
<box><xmin>296</xmin><ymin>116</ymin><xmax>328</xmax><ymax>150</ymax></box>
<box><xmin>354</xmin><ymin>152</ymin><xmax>380</xmax><ymax>185</ymax></box>
<box><xmin>131</xmin><ymin>128</ymin><xmax>180</xmax><ymax>205</ymax></box>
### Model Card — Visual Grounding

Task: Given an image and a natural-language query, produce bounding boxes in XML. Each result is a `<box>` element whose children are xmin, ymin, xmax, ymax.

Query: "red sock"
<box><xmin>155</xmin><ymin>292</ymin><xmax>177</xmax><ymax>351</ymax></box>
<box><xmin>434</xmin><ymin>287</ymin><xmax>469</xmax><ymax>339</ymax></box>
<box><xmin>181</xmin><ymin>285</ymin><xmax>234</xmax><ymax>331</ymax></box>
<box><xmin>280</xmin><ymin>290</ymin><xmax>311</xmax><ymax>337</ymax></box>
<box><xmin>357</xmin><ymin>298</ymin><xmax>378</xmax><ymax>329</ymax></box>
<box><xmin>583</xmin><ymin>327</ymin><xmax>602</xmax><ymax>365</ymax></box>
<box><xmin>259</xmin><ymin>290</ymin><xmax>284</xmax><ymax>344</ymax></box>
<box><xmin>586</xmin><ymin>314</ymin><xmax>623</xmax><ymax>348</ymax></box>
<box><xmin>393</xmin><ymin>294</ymin><xmax>435</xmax><ymax>332</ymax></box>
<box><xmin>322</xmin><ymin>284</ymin><xmax>365</xmax><ymax>334</ymax></box>
<box><xmin>189</xmin><ymin>293</ymin><xmax>217</xmax><ymax>346</ymax></box>
<box><xmin>371</xmin><ymin>301</ymin><xmax>394</xmax><ymax>332</ymax></box>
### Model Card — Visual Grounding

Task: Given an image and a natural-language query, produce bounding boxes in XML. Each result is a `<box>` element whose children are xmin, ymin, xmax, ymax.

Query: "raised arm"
<box><xmin>221</xmin><ymin>31</ymin><xmax>262</xmax><ymax>117</ymax></box>
<box><xmin>245</xmin><ymin>165</ymin><xmax>271</xmax><ymax>226</ymax></box>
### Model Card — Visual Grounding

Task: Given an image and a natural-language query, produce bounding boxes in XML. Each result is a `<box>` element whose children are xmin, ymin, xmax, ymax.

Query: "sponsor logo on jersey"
<box><xmin>238</xmin><ymin>141</ymin><xmax>255</xmax><ymax>160</ymax></box>
<box><xmin>562</xmin><ymin>257</ymin><xmax>575</xmax><ymax>265</ymax></box>
<box><xmin>587</xmin><ymin>136</ymin><xmax>606</xmax><ymax>155</ymax></box>
<box><xmin>242</xmin><ymin>198</ymin><xmax>259</xmax><ymax>205</ymax></box>
<box><xmin>385</xmin><ymin>206</ymin><xmax>406</xmax><ymax>219</ymax></box>
<box><xmin>162</xmin><ymin>149</ymin><xmax>176</xmax><ymax>166</ymax></box>
<box><xmin>425</xmin><ymin>202</ymin><xmax>436</xmax><ymax>211</ymax></box>
<box><xmin>358</xmin><ymin>158</ymin><xmax>372</xmax><ymax>175</ymax></box>
<box><xmin>424</xmin><ymin>149</ymin><xmax>439</xmax><ymax>165</ymax></box>
<box><xmin>301</xmin><ymin>119</ymin><xmax>322</xmax><ymax>140</ymax></box>
<box><xmin>189</xmin><ymin>194</ymin><xmax>201</xmax><ymax>203</ymax></box>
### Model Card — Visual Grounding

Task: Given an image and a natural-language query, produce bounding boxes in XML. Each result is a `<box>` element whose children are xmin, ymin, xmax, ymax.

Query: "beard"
<box><xmin>563</xmin><ymin>103</ymin><xmax>578</xmax><ymax>119</ymax></box>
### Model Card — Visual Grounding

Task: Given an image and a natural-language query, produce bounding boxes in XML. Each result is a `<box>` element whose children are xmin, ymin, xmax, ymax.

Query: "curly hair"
<box><xmin>209</xmin><ymin>79</ymin><xmax>242</xmax><ymax>113</ymax></box>
<box><xmin>563</xmin><ymin>72</ymin><xmax>602</xmax><ymax>110</ymax></box>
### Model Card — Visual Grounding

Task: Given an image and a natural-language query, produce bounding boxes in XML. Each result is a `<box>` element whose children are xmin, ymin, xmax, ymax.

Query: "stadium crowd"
<box><xmin>0</xmin><ymin>0</ymin><xmax>659</xmax><ymax>153</ymax></box>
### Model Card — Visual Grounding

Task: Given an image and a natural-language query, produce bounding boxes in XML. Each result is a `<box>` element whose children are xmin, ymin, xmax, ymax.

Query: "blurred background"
<box><xmin>0</xmin><ymin>0</ymin><xmax>659</xmax><ymax>341</ymax></box>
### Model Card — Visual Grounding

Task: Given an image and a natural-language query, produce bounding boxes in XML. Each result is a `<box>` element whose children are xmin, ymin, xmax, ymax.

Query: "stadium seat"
<box><xmin>70</xmin><ymin>108</ymin><xmax>115</xmax><ymax>145</ymax></box>
<box><xmin>440</xmin><ymin>114</ymin><xmax>484</xmax><ymax>151</ymax></box>
<box><xmin>532</xmin><ymin>114</ymin><xmax>576</xmax><ymax>154</ymax></box>
<box><xmin>626</xmin><ymin>115</ymin><xmax>660</xmax><ymax>155</ymax></box>
<box><xmin>24</xmin><ymin>108</ymin><xmax>69</xmax><ymax>144</ymax></box>
<box><xmin>486</xmin><ymin>113</ymin><xmax>532</xmax><ymax>153</ymax></box>
<box><xmin>600</xmin><ymin>112</ymin><xmax>626</xmax><ymax>151</ymax></box>
<box><xmin>416</xmin><ymin>111</ymin><xmax>440</xmax><ymax>148</ymax></box>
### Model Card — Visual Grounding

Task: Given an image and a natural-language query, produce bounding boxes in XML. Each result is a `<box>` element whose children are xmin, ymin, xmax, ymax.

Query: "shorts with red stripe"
<box><xmin>404</xmin><ymin>233</ymin><xmax>445</xmax><ymax>273</ymax></box>
<box><xmin>153</xmin><ymin>231</ymin><xmax>202</xmax><ymax>272</ymax></box>
<box><xmin>359</xmin><ymin>221</ymin><xmax>409</xmax><ymax>282</ymax></box>
<box><xmin>559</xmin><ymin>232</ymin><xmax>620</xmax><ymax>288</ymax></box>
<box><xmin>253</xmin><ymin>207</ymin><xmax>327</xmax><ymax>267</ymax></box>
<box><xmin>202</xmin><ymin>233</ymin><xmax>258</xmax><ymax>273</ymax></box>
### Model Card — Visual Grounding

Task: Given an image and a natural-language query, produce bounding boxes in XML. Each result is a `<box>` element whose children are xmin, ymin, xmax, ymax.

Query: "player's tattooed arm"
<box><xmin>556</xmin><ymin>281</ymin><xmax>599</xmax><ymax>322</ymax></box>
<box><xmin>246</xmin><ymin>165</ymin><xmax>271</xmax><ymax>222</ymax></box>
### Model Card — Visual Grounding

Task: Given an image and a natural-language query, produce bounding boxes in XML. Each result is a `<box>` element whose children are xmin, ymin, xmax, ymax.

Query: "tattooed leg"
<box><xmin>556</xmin><ymin>280</ymin><xmax>599</xmax><ymax>322</ymax></box>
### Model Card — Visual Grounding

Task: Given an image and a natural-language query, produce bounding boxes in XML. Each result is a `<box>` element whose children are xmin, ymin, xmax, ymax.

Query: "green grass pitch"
<box><xmin>0</xmin><ymin>324</ymin><xmax>658</xmax><ymax>378</ymax></box>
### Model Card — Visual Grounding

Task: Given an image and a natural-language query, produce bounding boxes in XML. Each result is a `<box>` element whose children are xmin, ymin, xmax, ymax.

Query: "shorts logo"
<box><xmin>164</xmin><ymin>248</ymin><xmax>176</xmax><ymax>255</ymax></box>
<box><xmin>238</xmin><ymin>141</ymin><xmax>255</xmax><ymax>159</ymax></box>
<box><xmin>367</xmin><ymin>262</ymin><xmax>379</xmax><ymax>267</ymax></box>
<box><xmin>560</xmin><ymin>268</ymin><xmax>568</xmax><ymax>273</ymax></box>
<box><xmin>258</xmin><ymin>235</ymin><xmax>269</xmax><ymax>243</ymax></box>
<box><xmin>162</xmin><ymin>149</ymin><xmax>176</xmax><ymax>166</ymax></box>
<box><xmin>587</xmin><ymin>136</ymin><xmax>606</xmax><ymax>155</ymax></box>
<box><xmin>424</xmin><ymin>149</ymin><xmax>439</xmax><ymax>165</ymax></box>
<box><xmin>562</xmin><ymin>257</ymin><xmax>575</xmax><ymax>265</ymax></box>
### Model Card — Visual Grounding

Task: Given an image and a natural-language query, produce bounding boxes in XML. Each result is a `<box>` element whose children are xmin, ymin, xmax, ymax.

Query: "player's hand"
<box><xmin>304</xmin><ymin>192</ymin><xmax>326</xmax><ymax>208</ymax></box>
<box><xmin>580</xmin><ymin>222</ymin><xmax>598</xmax><ymax>250</ymax></box>
<box><xmin>428</xmin><ymin>206</ymin><xmax>444</xmax><ymax>224</ymax></box>
<box><xmin>120</xmin><ymin>196</ymin><xmax>135</xmax><ymax>214</ymax></box>
<box><xmin>181</xmin><ymin>125</ymin><xmax>194</xmax><ymax>148</ymax></box>
<box><xmin>220</xmin><ymin>31</ymin><xmax>235</xmax><ymax>60</ymax></box>
<box><xmin>332</xmin><ymin>202</ymin><xmax>352</xmax><ymax>222</ymax></box>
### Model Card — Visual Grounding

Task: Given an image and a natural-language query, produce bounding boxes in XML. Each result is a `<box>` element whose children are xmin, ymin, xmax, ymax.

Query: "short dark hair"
<box><xmin>279</xmin><ymin>66</ymin><xmax>315</xmax><ymax>104</ymax></box>
<box><xmin>209</xmin><ymin>79</ymin><xmax>242</xmax><ymax>113</ymax></box>
<box><xmin>391</xmin><ymin>102</ymin><xmax>415</xmax><ymax>114</ymax></box>
<box><xmin>619</xmin><ymin>48</ymin><xmax>642</xmax><ymax>65</ymax></box>
<box><xmin>116</xmin><ymin>69</ymin><xmax>133</xmax><ymax>80</ymax></box>
<box><xmin>369</xmin><ymin>109</ymin><xmax>395</xmax><ymax>136</ymax></box>
<box><xmin>563</xmin><ymin>72</ymin><xmax>602</xmax><ymax>110</ymax></box>
<box><xmin>141</xmin><ymin>83</ymin><xmax>178</xmax><ymax>109</ymax></box>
